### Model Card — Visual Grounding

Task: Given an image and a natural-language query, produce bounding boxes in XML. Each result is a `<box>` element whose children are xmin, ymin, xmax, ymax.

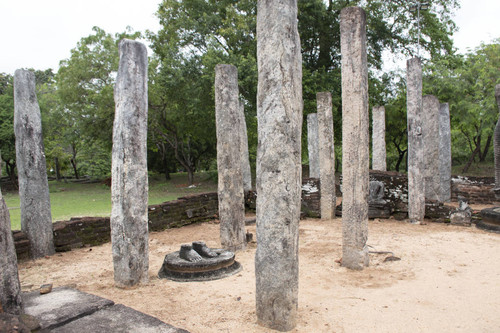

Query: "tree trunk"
<box><xmin>462</xmin><ymin>144</ymin><xmax>481</xmax><ymax>173</ymax></box>
<box><xmin>395</xmin><ymin>149</ymin><xmax>407</xmax><ymax>172</ymax></box>
<box><xmin>187</xmin><ymin>168</ymin><xmax>194</xmax><ymax>186</ymax></box>
<box><xmin>480</xmin><ymin>135</ymin><xmax>492</xmax><ymax>162</ymax></box>
<box><xmin>54</xmin><ymin>157</ymin><xmax>61</xmax><ymax>181</ymax></box>
<box><xmin>70</xmin><ymin>158</ymin><xmax>79</xmax><ymax>179</ymax></box>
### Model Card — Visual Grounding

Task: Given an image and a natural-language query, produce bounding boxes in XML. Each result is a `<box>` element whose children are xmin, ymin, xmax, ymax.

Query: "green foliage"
<box><xmin>423</xmin><ymin>40</ymin><xmax>500</xmax><ymax>165</ymax></box>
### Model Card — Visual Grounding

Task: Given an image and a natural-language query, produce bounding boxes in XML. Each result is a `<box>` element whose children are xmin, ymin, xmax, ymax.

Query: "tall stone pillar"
<box><xmin>255</xmin><ymin>0</ymin><xmax>302</xmax><ymax>330</ymax></box>
<box><xmin>423</xmin><ymin>95</ymin><xmax>440</xmax><ymax>201</ymax></box>
<box><xmin>494</xmin><ymin>84</ymin><xmax>500</xmax><ymax>194</ymax></box>
<box><xmin>0</xmin><ymin>161</ymin><xmax>23</xmax><ymax>314</ymax></box>
<box><xmin>307</xmin><ymin>113</ymin><xmax>320</xmax><ymax>178</ymax></box>
<box><xmin>438</xmin><ymin>103</ymin><xmax>452</xmax><ymax>202</ymax></box>
<box><xmin>14</xmin><ymin>69</ymin><xmax>55</xmax><ymax>259</ymax></box>
<box><xmin>239</xmin><ymin>102</ymin><xmax>252</xmax><ymax>192</ymax></box>
<box><xmin>215</xmin><ymin>64</ymin><xmax>246</xmax><ymax>252</ymax></box>
<box><xmin>111</xmin><ymin>39</ymin><xmax>149</xmax><ymax>287</ymax></box>
<box><xmin>407</xmin><ymin>57</ymin><xmax>425</xmax><ymax>223</ymax></box>
<box><xmin>340</xmin><ymin>7</ymin><xmax>369</xmax><ymax>270</ymax></box>
<box><xmin>372</xmin><ymin>106</ymin><xmax>387</xmax><ymax>171</ymax></box>
<box><xmin>317</xmin><ymin>92</ymin><xmax>336</xmax><ymax>220</ymax></box>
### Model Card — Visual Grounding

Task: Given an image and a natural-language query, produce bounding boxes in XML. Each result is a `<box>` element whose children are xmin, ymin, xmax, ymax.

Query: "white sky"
<box><xmin>0</xmin><ymin>0</ymin><xmax>499</xmax><ymax>75</ymax></box>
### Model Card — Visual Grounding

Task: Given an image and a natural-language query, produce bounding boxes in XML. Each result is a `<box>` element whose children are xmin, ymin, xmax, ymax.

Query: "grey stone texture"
<box><xmin>494</xmin><ymin>84</ymin><xmax>500</xmax><ymax>191</ymax></box>
<box><xmin>307</xmin><ymin>113</ymin><xmax>320</xmax><ymax>178</ymax></box>
<box><xmin>317</xmin><ymin>92</ymin><xmax>336</xmax><ymax>220</ymax></box>
<box><xmin>372</xmin><ymin>106</ymin><xmax>387</xmax><ymax>171</ymax></box>
<box><xmin>406</xmin><ymin>57</ymin><xmax>425</xmax><ymax>223</ymax></box>
<box><xmin>14</xmin><ymin>69</ymin><xmax>55</xmax><ymax>259</ymax></box>
<box><xmin>239</xmin><ymin>102</ymin><xmax>253</xmax><ymax>192</ymax></box>
<box><xmin>0</xmin><ymin>185</ymin><xmax>23</xmax><ymax>315</ymax></box>
<box><xmin>215</xmin><ymin>64</ymin><xmax>246</xmax><ymax>252</ymax></box>
<box><xmin>23</xmin><ymin>287</ymin><xmax>114</xmax><ymax>330</ymax></box>
<box><xmin>111</xmin><ymin>39</ymin><xmax>149</xmax><ymax>287</ymax></box>
<box><xmin>422</xmin><ymin>95</ymin><xmax>441</xmax><ymax>201</ymax></box>
<box><xmin>23</xmin><ymin>287</ymin><xmax>188</xmax><ymax>332</ymax></box>
<box><xmin>438</xmin><ymin>103</ymin><xmax>452</xmax><ymax>202</ymax></box>
<box><xmin>255</xmin><ymin>0</ymin><xmax>302</xmax><ymax>330</ymax></box>
<box><xmin>340</xmin><ymin>6</ymin><xmax>370</xmax><ymax>270</ymax></box>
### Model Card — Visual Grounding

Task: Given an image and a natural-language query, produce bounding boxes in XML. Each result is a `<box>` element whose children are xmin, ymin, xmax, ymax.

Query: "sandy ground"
<box><xmin>18</xmin><ymin>208</ymin><xmax>500</xmax><ymax>333</ymax></box>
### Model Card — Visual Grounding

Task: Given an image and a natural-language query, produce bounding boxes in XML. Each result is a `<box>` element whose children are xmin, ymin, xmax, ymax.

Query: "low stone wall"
<box><xmin>451</xmin><ymin>176</ymin><xmax>497</xmax><ymax>204</ymax></box>
<box><xmin>13</xmin><ymin>193</ymin><xmax>219</xmax><ymax>260</ymax></box>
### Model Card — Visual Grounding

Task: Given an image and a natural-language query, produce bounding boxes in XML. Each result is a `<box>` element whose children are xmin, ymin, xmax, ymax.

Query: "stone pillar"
<box><xmin>215</xmin><ymin>64</ymin><xmax>246</xmax><ymax>252</ymax></box>
<box><xmin>307</xmin><ymin>113</ymin><xmax>320</xmax><ymax>178</ymax></box>
<box><xmin>0</xmin><ymin>160</ymin><xmax>23</xmax><ymax>314</ymax></box>
<box><xmin>239</xmin><ymin>102</ymin><xmax>252</xmax><ymax>192</ymax></box>
<box><xmin>407</xmin><ymin>57</ymin><xmax>425</xmax><ymax>223</ymax></box>
<box><xmin>14</xmin><ymin>69</ymin><xmax>55</xmax><ymax>259</ymax></box>
<box><xmin>317</xmin><ymin>92</ymin><xmax>336</xmax><ymax>220</ymax></box>
<box><xmin>372</xmin><ymin>106</ymin><xmax>387</xmax><ymax>171</ymax></box>
<box><xmin>111</xmin><ymin>39</ymin><xmax>149</xmax><ymax>287</ymax></box>
<box><xmin>340</xmin><ymin>7</ymin><xmax>369</xmax><ymax>270</ymax></box>
<box><xmin>255</xmin><ymin>0</ymin><xmax>302</xmax><ymax>330</ymax></box>
<box><xmin>438</xmin><ymin>103</ymin><xmax>452</xmax><ymax>202</ymax></box>
<box><xmin>423</xmin><ymin>95</ymin><xmax>440</xmax><ymax>201</ymax></box>
<box><xmin>494</xmin><ymin>84</ymin><xmax>500</xmax><ymax>193</ymax></box>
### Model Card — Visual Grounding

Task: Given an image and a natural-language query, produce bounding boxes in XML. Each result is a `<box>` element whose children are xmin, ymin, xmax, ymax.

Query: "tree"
<box><xmin>423</xmin><ymin>40</ymin><xmax>500</xmax><ymax>171</ymax></box>
<box><xmin>152</xmin><ymin>0</ymin><xmax>460</xmax><ymax>174</ymax></box>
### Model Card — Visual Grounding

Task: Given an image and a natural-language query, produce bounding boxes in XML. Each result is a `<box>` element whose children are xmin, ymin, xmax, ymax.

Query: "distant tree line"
<box><xmin>0</xmin><ymin>0</ymin><xmax>498</xmax><ymax>184</ymax></box>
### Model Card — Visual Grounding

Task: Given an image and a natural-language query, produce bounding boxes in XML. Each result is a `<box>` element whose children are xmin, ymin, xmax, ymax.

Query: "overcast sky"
<box><xmin>0</xmin><ymin>0</ymin><xmax>499</xmax><ymax>75</ymax></box>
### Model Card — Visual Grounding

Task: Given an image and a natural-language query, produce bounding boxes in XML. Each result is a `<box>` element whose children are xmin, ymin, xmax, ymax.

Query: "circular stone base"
<box><xmin>158</xmin><ymin>249</ymin><xmax>242</xmax><ymax>282</ymax></box>
<box><xmin>477</xmin><ymin>207</ymin><xmax>500</xmax><ymax>233</ymax></box>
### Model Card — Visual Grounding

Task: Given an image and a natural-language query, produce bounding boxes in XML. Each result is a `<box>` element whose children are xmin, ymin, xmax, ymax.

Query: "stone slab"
<box><xmin>51</xmin><ymin>304</ymin><xmax>189</xmax><ymax>333</ymax></box>
<box><xmin>23</xmin><ymin>287</ymin><xmax>114</xmax><ymax>330</ymax></box>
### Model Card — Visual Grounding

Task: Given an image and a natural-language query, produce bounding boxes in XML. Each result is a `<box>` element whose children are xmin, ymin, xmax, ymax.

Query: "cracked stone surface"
<box><xmin>317</xmin><ymin>92</ymin><xmax>336</xmax><ymax>220</ymax></box>
<box><xmin>407</xmin><ymin>57</ymin><xmax>425</xmax><ymax>223</ymax></box>
<box><xmin>307</xmin><ymin>113</ymin><xmax>320</xmax><ymax>178</ymax></box>
<box><xmin>215</xmin><ymin>64</ymin><xmax>246</xmax><ymax>252</ymax></box>
<box><xmin>438</xmin><ymin>103</ymin><xmax>452</xmax><ymax>202</ymax></box>
<box><xmin>423</xmin><ymin>95</ymin><xmax>440</xmax><ymax>202</ymax></box>
<box><xmin>340</xmin><ymin>6</ymin><xmax>369</xmax><ymax>270</ymax></box>
<box><xmin>372</xmin><ymin>106</ymin><xmax>386</xmax><ymax>171</ymax></box>
<box><xmin>255</xmin><ymin>0</ymin><xmax>302</xmax><ymax>330</ymax></box>
<box><xmin>14</xmin><ymin>69</ymin><xmax>54</xmax><ymax>259</ymax></box>
<box><xmin>111</xmin><ymin>39</ymin><xmax>149</xmax><ymax>287</ymax></box>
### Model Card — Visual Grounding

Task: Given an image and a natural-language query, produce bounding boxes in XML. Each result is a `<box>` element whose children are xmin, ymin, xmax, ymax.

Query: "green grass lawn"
<box><xmin>3</xmin><ymin>172</ymin><xmax>217</xmax><ymax>230</ymax></box>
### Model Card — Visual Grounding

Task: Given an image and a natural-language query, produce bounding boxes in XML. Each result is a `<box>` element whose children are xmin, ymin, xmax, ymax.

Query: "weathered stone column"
<box><xmin>423</xmin><ymin>95</ymin><xmax>440</xmax><ymax>201</ymax></box>
<box><xmin>255</xmin><ymin>0</ymin><xmax>302</xmax><ymax>330</ymax></box>
<box><xmin>215</xmin><ymin>64</ymin><xmax>246</xmax><ymax>252</ymax></box>
<box><xmin>111</xmin><ymin>39</ymin><xmax>149</xmax><ymax>287</ymax></box>
<box><xmin>239</xmin><ymin>102</ymin><xmax>252</xmax><ymax>192</ymax></box>
<box><xmin>438</xmin><ymin>103</ymin><xmax>452</xmax><ymax>202</ymax></box>
<box><xmin>340</xmin><ymin>7</ymin><xmax>369</xmax><ymax>270</ymax></box>
<box><xmin>494</xmin><ymin>84</ymin><xmax>500</xmax><ymax>194</ymax></box>
<box><xmin>317</xmin><ymin>92</ymin><xmax>336</xmax><ymax>220</ymax></box>
<box><xmin>14</xmin><ymin>69</ymin><xmax>54</xmax><ymax>259</ymax></box>
<box><xmin>372</xmin><ymin>106</ymin><xmax>387</xmax><ymax>171</ymax></box>
<box><xmin>407</xmin><ymin>57</ymin><xmax>425</xmax><ymax>223</ymax></box>
<box><xmin>0</xmin><ymin>160</ymin><xmax>23</xmax><ymax>314</ymax></box>
<box><xmin>307</xmin><ymin>113</ymin><xmax>320</xmax><ymax>178</ymax></box>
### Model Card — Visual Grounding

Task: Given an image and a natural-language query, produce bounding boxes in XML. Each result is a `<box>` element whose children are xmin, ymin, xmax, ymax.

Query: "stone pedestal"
<box><xmin>215</xmin><ymin>64</ymin><xmax>246</xmax><ymax>252</ymax></box>
<box><xmin>255</xmin><ymin>0</ymin><xmax>302</xmax><ymax>330</ymax></box>
<box><xmin>438</xmin><ymin>103</ymin><xmax>451</xmax><ymax>202</ymax></box>
<box><xmin>372</xmin><ymin>106</ymin><xmax>386</xmax><ymax>171</ymax></box>
<box><xmin>111</xmin><ymin>39</ymin><xmax>149</xmax><ymax>287</ymax></box>
<box><xmin>340</xmin><ymin>6</ymin><xmax>369</xmax><ymax>270</ymax></box>
<box><xmin>14</xmin><ymin>69</ymin><xmax>54</xmax><ymax>259</ymax></box>
<box><xmin>307</xmin><ymin>113</ymin><xmax>320</xmax><ymax>178</ymax></box>
<box><xmin>317</xmin><ymin>92</ymin><xmax>335</xmax><ymax>220</ymax></box>
<box><xmin>423</xmin><ymin>95</ymin><xmax>440</xmax><ymax>201</ymax></box>
<box><xmin>406</xmin><ymin>58</ymin><xmax>425</xmax><ymax>223</ymax></box>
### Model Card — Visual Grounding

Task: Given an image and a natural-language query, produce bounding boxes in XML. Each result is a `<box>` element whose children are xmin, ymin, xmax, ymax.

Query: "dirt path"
<box><xmin>18</xmin><ymin>215</ymin><xmax>500</xmax><ymax>332</ymax></box>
